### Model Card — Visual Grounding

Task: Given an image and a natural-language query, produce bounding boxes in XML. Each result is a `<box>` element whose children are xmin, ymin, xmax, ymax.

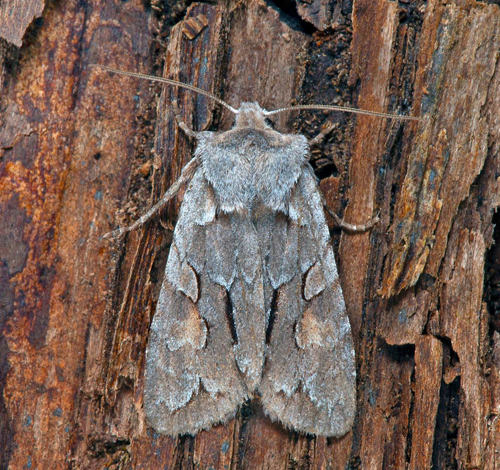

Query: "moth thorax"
<box><xmin>235</xmin><ymin>102</ymin><xmax>269</xmax><ymax>130</ymax></box>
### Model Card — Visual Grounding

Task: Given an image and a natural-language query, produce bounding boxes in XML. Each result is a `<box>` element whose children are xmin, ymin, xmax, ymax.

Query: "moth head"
<box><xmin>234</xmin><ymin>102</ymin><xmax>271</xmax><ymax>130</ymax></box>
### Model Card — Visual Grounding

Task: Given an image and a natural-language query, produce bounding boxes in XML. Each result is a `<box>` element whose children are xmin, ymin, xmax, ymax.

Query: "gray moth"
<box><xmin>146</xmin><ymin>103</ymin><xmax>356</xmax><ymax>438</ymax></box>
<box><xmin>97</xmin><ymin>65</ymin><xmax>418</xmax><ymax>437</ymax></box>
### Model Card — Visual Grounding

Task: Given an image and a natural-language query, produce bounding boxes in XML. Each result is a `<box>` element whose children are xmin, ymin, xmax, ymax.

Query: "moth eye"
<box><xmin>264</xmin><ymin>118</ymin><xmax>275</xmax><ymax>129</ymax></box>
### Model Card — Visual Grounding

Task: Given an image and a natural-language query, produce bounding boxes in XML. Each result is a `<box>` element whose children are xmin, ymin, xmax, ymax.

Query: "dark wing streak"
<box><xmin>253</xmin><ymin>210</ymin><xmax>276</xmax><ymax>339</ymax></box>
<box><xmin>259</xmin><ymin>167</ymin><xmax>356</xmax><ymax>437</ymax></box>
<box><xmin>229</xmin><ymin>213</ymin><xmax>267</xmax><ymax>390</ymax></box>
<box><xmin>144</xmin><ymin>170</ymin><xmax>248</xmax><ymax>436</ymax></box>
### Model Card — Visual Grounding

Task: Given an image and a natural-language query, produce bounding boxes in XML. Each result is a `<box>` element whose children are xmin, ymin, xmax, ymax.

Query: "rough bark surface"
<box><xmin>1</xmin><ymin>0</ymin><xmax>499</xmax><ymax>469</ymax></box>
<box><xmin>0</xmin><ymin>0</ymin><xmax>45</xmax><ymax>47</ymax></box>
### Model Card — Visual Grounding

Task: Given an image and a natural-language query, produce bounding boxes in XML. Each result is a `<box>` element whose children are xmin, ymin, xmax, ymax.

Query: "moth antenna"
<box><xmin>89</xmin><ymin>64</ymin><xmax>239</xmax><ymax>115</ymax></box>
<box><xmin>264</xmin><ymin>104</ymin><xmax>424</xmax><ymax>122</ymax></box>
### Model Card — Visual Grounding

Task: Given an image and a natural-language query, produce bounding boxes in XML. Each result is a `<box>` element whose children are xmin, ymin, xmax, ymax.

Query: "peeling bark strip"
<box><xmin>0</xmin><ymin>0</ymin><xmax>499</xmax><ymax>469</ymax></box>
<box><xmin>381</xmin><ymin>4</ymin><xmax>500</xmax><ymax>297</ymax></box>
<box><xmin>409</xmin><ymin>336</ymin><xmax>443</xmax><ymax>470</ymax></box>
<box><xmin>182</xmin><ymin>14</ymin><xmax>208</xmax><ymax>40</ymax></box>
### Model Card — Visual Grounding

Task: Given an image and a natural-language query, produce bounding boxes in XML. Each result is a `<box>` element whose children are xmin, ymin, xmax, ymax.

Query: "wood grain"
<box><xmin>1</xmin><ymin>0</ymin><xmax>499</xmax><ymax>468</ymax></box>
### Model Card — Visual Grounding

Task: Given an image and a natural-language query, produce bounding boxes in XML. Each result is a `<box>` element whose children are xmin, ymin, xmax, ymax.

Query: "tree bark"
<box><xmin>1</xmin><ymin>0</ymin><xmax>499</xmax><ymax>469</ymax></box>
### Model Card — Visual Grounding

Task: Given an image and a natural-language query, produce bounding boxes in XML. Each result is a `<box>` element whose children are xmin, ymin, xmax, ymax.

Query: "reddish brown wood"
<box><xmin>409</xmin><ymin>336</ymin><xmax>443</xmax><ymax>470</ymax></box>
<box><xmin>339</xmin><ymin>0</ymin><xmax>399</xmax><ymax>339</ymax></box>
<box><xmin>1</xmin><ymin>0</ymin><xmax>499</xmax><ymax>469</ymax></box>
<box><xmin>0</xmin><ymin>1</ymin><xmax>154</xmax><ymax>468</ymax></box>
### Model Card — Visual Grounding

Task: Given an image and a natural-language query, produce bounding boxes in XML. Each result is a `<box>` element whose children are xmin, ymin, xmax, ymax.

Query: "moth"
<box><xmin>95</xmin><ymin>65</ymin><xmax>419</xmax><ymax>437</ymax></box>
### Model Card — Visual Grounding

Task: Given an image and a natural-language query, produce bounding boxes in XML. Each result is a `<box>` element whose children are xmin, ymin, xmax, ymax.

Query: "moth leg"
<box><xmin>309</xmin><ymin>122</ymin><xmax>336</xmax><ymax>147</ymax></box>
<box><xmin>325</xmin><ymin>206</ymin><xmax>380</xmax><ymax>232</ymax></box>
<box><xmin>104</xmin><ymin>156</ymin><xmax>200</xmax><ymax>240</ymax></box>
<box><xmin>170</xmin><ymin>99</ymin><xmax>198</xmax><ymax>140</ymax></box>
